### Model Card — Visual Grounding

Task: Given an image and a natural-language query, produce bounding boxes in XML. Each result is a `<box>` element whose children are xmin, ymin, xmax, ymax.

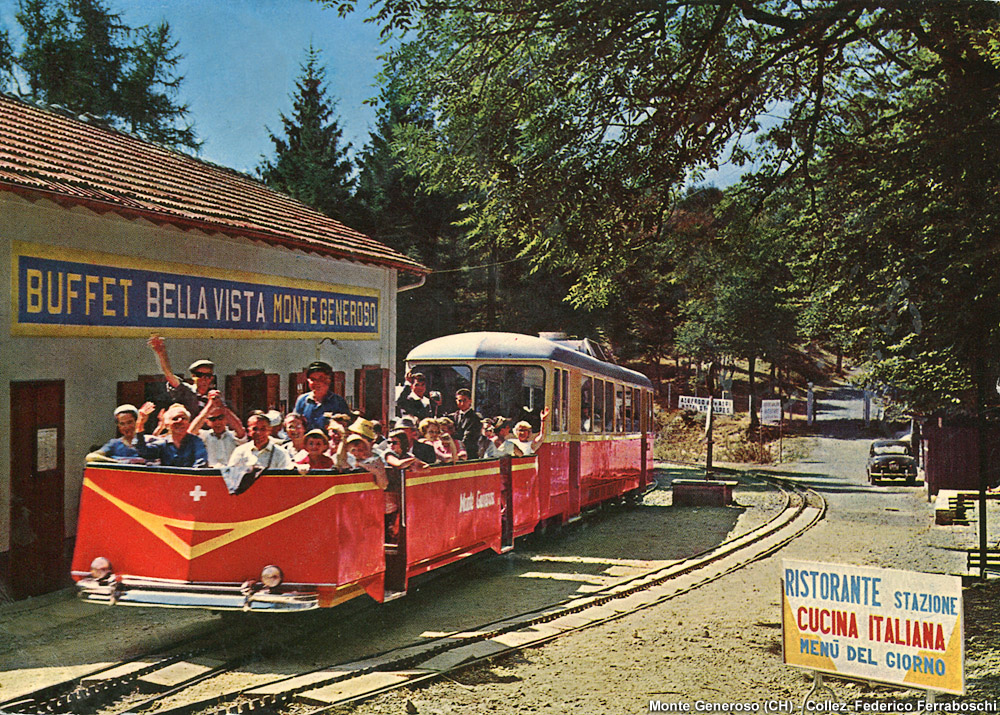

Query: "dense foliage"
<box><xmin>258</xmin><ymin>46</ymin><xmax>356</xmax><ymax>224</ymax></box>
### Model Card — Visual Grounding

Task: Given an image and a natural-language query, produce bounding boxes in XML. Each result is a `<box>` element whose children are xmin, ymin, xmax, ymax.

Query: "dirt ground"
<box><xmin>345</xmin><ymin>385</ymin><xmax>1000</xmax><ymax>715</ymax></box>
<box><xmin>2</xmin><ymin>384</ymin><xmax>997</xmax><ymax>714</ymax></box>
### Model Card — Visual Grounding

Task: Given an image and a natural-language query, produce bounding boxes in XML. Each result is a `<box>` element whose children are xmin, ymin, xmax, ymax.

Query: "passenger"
<box><xmin>228</xmin><ymin>413</ymin><xmax>294</xmax><ymax>471</ymax></box>
<box><xmin>418</xmin><ymin>418</ymin><xmax>461</xmax><ymax>464</ymax></box>
<box><xmin>478</xmin><ymin>418</ymin><xmax>495</xmax><ymax>460</ymax></box>
<box><xmin>346</xmin><ymin>416</ymin><xmax>378</xmax><ymax>443</ymax></box>
<box><xmin>509</xmin><ymin>407</ymin><xmax>550</xmax><ymax>456</ymax></box>
<box><xmin>382</xmin><ymin>429</ymin><xmax>416</xmax><ymax>544</ymax></box>
<box><xmin>342</xmin><ymin>433</ymin><xmax>389</xmax><ymax>490</ymax></box>
<box><xmin>279</xmin><ymin>412</ymin><xmax>307</xmax><ymax>459</ymax></box>
<box><xmin>265</xmin><ymin>410</ymin><xmax>284</xmax><ymax>439</ymax></box>
<box><xmin>383</xmin><ymin>429</ymin><xmax>426</xmax><ymax>470</ymax></box>
<box><xmin>396</xmin><ymin>416</ymin><xmax>437</xmax><ymax>465</ymax></box>
<box><xmin>294</xmin><ymin>361</ymin><xmax>351</xmax><ymax>431</ymax></box>
<box><xmin>295</xmin><ymin>429</ymin><xmax>334</xmax><ymax>471</ymax></box>
<box><xmin>326</xmin><ymin>419</ymin><xmax>346</xmax><ymax>455</ymax></box>
<box><xmin>396</xmin><ymin>371</ymin><xmax>432</xmax><ymax>420</ymax></box>
<box><xmin>371</xmin><ymin>420</ymin><xmax>387</xmax><ymax>452</ymax></box>
<box><xmin>189</xmin><ymin>392</ymin><xmax>247</xmax><ymax>467</ymax></box>
<box><xmin>86</xmin><ymin>404</ymin><xmax>146</xmax><ymax>462</ymax></box>
<box><xmin>330</xmin><ymin>412</ymin><xmax>354</xmax><ymax>430</ymax></box>
<box><xmin>146</xmin><ymin>335</ymin><xmax>220</xmax><ymax>417</ymax></box>
<box><xmin>450</xmin><ymin>389</ymin><xmax>482</xmax><ymax>459</ymax></box>
<box><xmin>135</xmin><ymin>403</ymin><xmax>209</xmax><ymax>468</ymax></box>
<box><xmin>484</xmin><ymin>417</ymin><xmax>522</xmax><ymax>459</ymax></box>
<box><xmin>429</xmin><ymin>390</ymin><xmax>444</xmax><ymax>418</ymax></box>
<box><xmin>436</xmin><ymin>417</ymin><xmax>467</xmax><ymax>460</ymax></box>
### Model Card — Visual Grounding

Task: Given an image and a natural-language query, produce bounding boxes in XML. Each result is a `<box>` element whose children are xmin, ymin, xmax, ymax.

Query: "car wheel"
<box><xmin>867</xmin><ymin>470</ymin><xmax>874</xmax><ymax>485</ymax></box>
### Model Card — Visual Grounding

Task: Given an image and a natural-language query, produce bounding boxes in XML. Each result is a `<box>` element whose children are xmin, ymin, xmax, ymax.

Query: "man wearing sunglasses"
<box><xmin>147</xmin><ymin>335</ymin><xmax>222</xmax><ymax>416</ymax></box>
<box><xmin>189</xmin><ymin>392</ymin><xmax>247</xmax><ymax>466</ymax></box>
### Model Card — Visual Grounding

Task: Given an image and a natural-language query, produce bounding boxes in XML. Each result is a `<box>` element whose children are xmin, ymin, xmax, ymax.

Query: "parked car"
<box><xmin>867</xmin><ymin>439</ymin><xmax>918</xmax><ymax>484</ymax></box>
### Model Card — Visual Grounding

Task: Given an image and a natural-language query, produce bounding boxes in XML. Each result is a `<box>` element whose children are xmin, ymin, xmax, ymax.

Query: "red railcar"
<box><xmin>72</xmin><ymin>332</ymin><xmax>655</xmax><ymax>610</ymax></box>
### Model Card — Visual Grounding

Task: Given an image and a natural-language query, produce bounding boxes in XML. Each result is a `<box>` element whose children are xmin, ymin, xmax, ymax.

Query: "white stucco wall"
<box><xmin>0</xmin><ymin>192</ymin><xmax>400</xmax><ymax>550</ymax></box>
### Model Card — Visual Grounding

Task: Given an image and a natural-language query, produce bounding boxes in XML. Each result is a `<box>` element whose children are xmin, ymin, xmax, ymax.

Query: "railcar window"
<box><xmin>561</xmin><ymin>370</ymin><xmax>569</xmax><ymax>432</ymax></box>
<box><xmin>615</xmin><ymin>385</ymin><xmax>624</xmax><ymax>433</ymax></box>
<box><xmin>605</xmin><ymin>383</ymin><xmax>615</xmax><ymax>432</ymax></box>
<box><xmin>581</xmin><ymin>376</ymin><xmax>593</xmax><ymax>432</ymax></box>
<box><xmin>625</xmin><ymin>388</ymin><xmax>633</xmax><ymax>432</ymax></box>
<box><xmin>593</xmin><ymin>379</ymin><xmax>604</xmax><ymax>433</ymax></box>
<box><xmin>410</xmin><ymin>364</ymin><xmax>471</xmax><ymax>414</ymax></box>
<box><xmin>475</xmin><ymin>365</ymin><xmax>545</xmax><ymax>425</ymax></box>
<box><xmin>553</xmin><ymin>368</ymin><xmax>562</xmax><ymax>433</ymax></box>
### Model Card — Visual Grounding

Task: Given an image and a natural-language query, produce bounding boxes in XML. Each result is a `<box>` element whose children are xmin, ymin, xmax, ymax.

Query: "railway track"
<box><xmin>2</xmin><ymin>470</ymin><xmax>823</xmax><ymax>715</ymax></box>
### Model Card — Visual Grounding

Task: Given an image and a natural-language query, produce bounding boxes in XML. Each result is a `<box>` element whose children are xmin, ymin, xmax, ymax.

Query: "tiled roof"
<box><xmin>0</xmin><ymin>93</ymin><xmax>428</xmax><ymax>275</ymax></box>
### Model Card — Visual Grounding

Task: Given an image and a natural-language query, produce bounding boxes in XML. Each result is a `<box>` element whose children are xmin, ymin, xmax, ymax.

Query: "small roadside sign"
<box><xmin>678</xmin><ymin>395</ymin><xmax>734</xmax><ymax>415</ymax></box>
<box><xmin>761</xmin><ymin>399</ymin><xmax>782</xmax><ymax>425</ymax></box>
<box><xmin>781</xmin><ymin>559</ymin><xmax>964</xmax><ymax>695</ymax></box>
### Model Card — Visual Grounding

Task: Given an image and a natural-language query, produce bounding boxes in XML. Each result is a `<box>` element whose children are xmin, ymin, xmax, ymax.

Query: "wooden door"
<box><xmin>9</xmin><ymin>380</ymin><xmax>66</xmax><ymax>599</ymax></box>
<box><xmin>116</xmin><ymin>374</ymin><xmax>168</xmax><ymax>411</ymax></box>
<box><xmin>226</xmin><ymin>370</ymin><xmax>270</xmax><ymax>421</ymax></box>
<box><xmin>289</xmin><ymin>371</ymin><xmax>309</xmax><ymax>409</ymax></box>
<box><xmin>355</xmin><ymin>366</ymin><xmax>390</xmax><ymax>423</ymax></box>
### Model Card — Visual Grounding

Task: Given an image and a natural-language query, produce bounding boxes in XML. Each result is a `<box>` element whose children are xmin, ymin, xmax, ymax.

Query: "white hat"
<box><xmin>188</xmin><ymin>359</ymin><xmax>215</xmax><ymax>373</ymax></box>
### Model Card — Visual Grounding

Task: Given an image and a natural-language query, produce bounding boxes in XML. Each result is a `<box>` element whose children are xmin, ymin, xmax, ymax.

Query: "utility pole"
<box><xmin>705</xmin><ymin>396</ymin><xmax>714</xmax><ymax>478</ymax></box>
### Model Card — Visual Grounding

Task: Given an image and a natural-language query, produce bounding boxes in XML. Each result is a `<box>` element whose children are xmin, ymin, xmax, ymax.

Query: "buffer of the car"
<box><xmin>73</xmin><ymin>572</ymin><xmax>320</xmax><ymax>611</ymax></box>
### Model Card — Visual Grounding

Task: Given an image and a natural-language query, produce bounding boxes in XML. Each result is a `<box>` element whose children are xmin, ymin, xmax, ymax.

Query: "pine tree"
<box><xmin>119</xmin><ymin>21</ymin><xmax>196</xmax><ymax>149</ymax></box>
<box><xmin>6</xmin><ymin>0</ymin><xmax>198</xmax><ymax>150</ymax></box>
<box><xmin>258</xmin><ymin>45</ymin><xmax>355</xmax><ymax>222</ymax></box>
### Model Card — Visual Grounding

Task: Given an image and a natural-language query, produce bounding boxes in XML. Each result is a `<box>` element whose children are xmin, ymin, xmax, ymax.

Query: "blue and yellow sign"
<box><xmin>12</xmin><ymin>241</ymin><xmax>380</xmax><ymax>339</ymax></box>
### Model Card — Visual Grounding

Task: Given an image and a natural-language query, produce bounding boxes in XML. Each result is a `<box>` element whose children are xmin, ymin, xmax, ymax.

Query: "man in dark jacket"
<box><xmin>450</xmin><ymin>389</ymin><xmax>482</xmax><ymax>459</ymax></box>
<box><xmin>396</xmin><ymin>371</ymin><xmax>432</xmax><ymax>420</ymax></box>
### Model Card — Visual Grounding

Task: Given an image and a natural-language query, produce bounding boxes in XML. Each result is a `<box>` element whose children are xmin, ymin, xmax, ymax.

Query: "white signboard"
<box><xmin>761</xmin><ymin>399</ymin><xmax>782</xmax><ymax>425</ymax></box>
<box><xmin>678</xmin><ymin>396</ymin><xmax>734</xmax><ymax>415</ymax></box>
<box><xmin>782</xmin><ymin>559</ymin><xmax>964</xmax><ymax>694</ymax></box>
<box><xmin>36</xmin><ymin>427</ymin><xmax>58</xmax><ymax>472</ymax></box>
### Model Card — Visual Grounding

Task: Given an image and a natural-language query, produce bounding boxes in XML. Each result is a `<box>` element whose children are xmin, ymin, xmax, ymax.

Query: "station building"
<box><xmin>0</xmin><ymin>93</ymin><xmax>428</xmax><ymax>599</ymax></box>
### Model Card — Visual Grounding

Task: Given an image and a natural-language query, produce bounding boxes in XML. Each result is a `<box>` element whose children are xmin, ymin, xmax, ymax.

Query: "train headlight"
<box><xmin>90</xmin><ymin>556</ymin><xmax>113</xmax><ymax>581</ymax></box>
<box><xmin>260</xmin><ymin>565</ymin><xmax>283</xmax><ymax>589</ymax></box>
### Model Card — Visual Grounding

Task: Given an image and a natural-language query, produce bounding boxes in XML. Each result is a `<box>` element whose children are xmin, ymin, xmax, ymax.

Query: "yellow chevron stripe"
<box><xmin>406</xmin><ymin>466</ymin><xmax>499</xmax><ymax>487</ymax></box>
<box><xmin>83</xmin><ymin>477</ymin><xmax>378</xmax><ymax>560</ymax></box>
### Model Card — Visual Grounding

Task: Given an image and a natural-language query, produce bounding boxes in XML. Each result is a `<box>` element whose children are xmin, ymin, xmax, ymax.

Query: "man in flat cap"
<box><xmin>294</xmin><ymin>361</ymin><xmax>351</xmax><ymax>431</ymax></box>
<box><xmin>147</xmin><ymin>335</ymin><xmax>221</xmax><ymax>417</ymax></box>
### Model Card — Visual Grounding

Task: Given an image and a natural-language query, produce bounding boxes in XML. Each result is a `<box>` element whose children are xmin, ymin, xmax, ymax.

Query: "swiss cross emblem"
<box><xmin>189</xmin><ymin>485</ymin><xmax>207</xmax><ymax>502</ymax></box>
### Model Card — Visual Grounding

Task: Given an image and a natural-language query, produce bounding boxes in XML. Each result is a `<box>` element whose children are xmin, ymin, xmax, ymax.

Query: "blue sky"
<box><xmin>122</xmin><ymin>0</ymin><xmax>386</xmax><ymax>174</ymax></box>
<box><xmin>3</xmin><ymin>0</ymin><xmax>388</xmax><ymax>174</ymax></box>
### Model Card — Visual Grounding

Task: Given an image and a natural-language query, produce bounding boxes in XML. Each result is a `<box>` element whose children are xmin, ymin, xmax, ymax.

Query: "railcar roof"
<box><xmin>406</xmin><ymin>332</ymin><xmax>653</xmax><ymax>387</ymax></box>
